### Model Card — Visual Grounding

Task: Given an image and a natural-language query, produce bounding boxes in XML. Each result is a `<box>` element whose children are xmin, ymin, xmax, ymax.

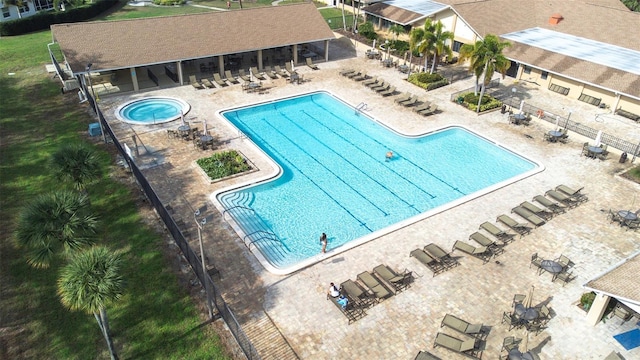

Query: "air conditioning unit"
<box><xmin>63</xmin><ymin>79</ymin><xmax>79</xmax><ymax>91</ymax></box>
<box><xmin>78</xmin><ymin>90</ymin><xmax>87</xmax><ymax>103</ymax></box>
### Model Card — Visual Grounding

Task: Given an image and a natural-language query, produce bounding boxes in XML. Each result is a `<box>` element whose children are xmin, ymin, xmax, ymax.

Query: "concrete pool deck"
<box><xmin>98</xmin><ymin>34</ymin><xmax>640</xmax><ymax>359</ymax></box>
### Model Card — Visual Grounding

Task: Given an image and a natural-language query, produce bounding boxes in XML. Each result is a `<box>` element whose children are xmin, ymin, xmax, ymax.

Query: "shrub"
<box><xmin>390</xmin><ymin>40</ymin><xmax>409</xmax><ymax>54</ymax></box>
<box><xmin>152</xmin><ymin>0</ymin><xmax>185</xmax><ymax>5</ymax></box>
<box><xmin>407</xmin><ymin>72</ymin><xmax>448</xmax><ymax>90</ymax></box>
<box><xmin>357</xmin><ymin>21</ymin><xmax>377</xmax><ymax>41</ymax></box>
<box><xmin>196</xmin><ymin>150</ymin><xmax>251</xmax><ymax>180</ymax></box>
<box><xmin>456</xmin><ymin>92</ymin><xmax>502</xmax><ymax>112</ymax></box>
<box><xmin>426</xmin><ymin>79</ymin><xmax>449</xmax><ymax>91</ymax></box>
<box><xmin>581</xmin><ymin>292</ymin><xmax>596</xmax><ymax>311</ymax></box>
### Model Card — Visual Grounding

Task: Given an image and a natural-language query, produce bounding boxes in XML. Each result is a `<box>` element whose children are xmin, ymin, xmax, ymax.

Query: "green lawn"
<box><xmin>0</xmin><ymin>21</ymin><xmax>229</xmax><ymax>360</ymax></box>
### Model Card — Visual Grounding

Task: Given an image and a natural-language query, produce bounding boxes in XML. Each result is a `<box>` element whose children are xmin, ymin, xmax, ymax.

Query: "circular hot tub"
<box><xmin>115</xmin><ymin>97</ymin><xmax>190</xmax><ymax>125</ymax></box>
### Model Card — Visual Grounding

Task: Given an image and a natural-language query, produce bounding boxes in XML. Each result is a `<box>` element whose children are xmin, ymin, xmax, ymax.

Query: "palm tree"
<box><xmin>409</xmin><ymin>19</ymin><xmax>435</xmax><ymax>73</ymax></box>
<box><xmin>428</xmin><ymin>21</ymin><xmax>454</xmax><ymax>74</ymax></box>
<box><xmin>14</xmin><ymin>190</ymin><xmax>98</xmax><ymax>268</ymax></box>
<box><xmin>58</xmin><ymin>246</ymin><xmax>125</xmax><ymax>360</ymax></box>
<box><xmin>458</xmin><ymin>40</ymin><xmax>486</xmax><ymax>95</ymax></box>
<box><xmin>388</xmin><ymin>24</ymin><xmax>405</xmax><ymax>41</ymax></box>
<box><xmin>50</xmin><ymin>143</ymin><xmax>102</xmax><ymax>194</ymax></box>
<box><xmin>473</xmin><ymin>34</ymin><xmax>511</xmax><ymax>113</ymax></box>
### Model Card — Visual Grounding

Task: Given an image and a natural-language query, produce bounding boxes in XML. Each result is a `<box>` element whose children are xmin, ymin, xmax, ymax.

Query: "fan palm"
<box><xmin>14</xmin><ymin>190</ymin><xmax>98</xmax><ymax>268</ymax></box>
<box><xmin>388</xmin><ymin>24</ymin><xmax>405</xmax><ymax>41</ymax></box>
<box><xmin>50</xmin><ymin>143</ymin><xmax>102</xmax><ymax>194</ymax></box>
<box><xmin>428</xmin><ymin>21</ymin><xmax>454</xmax><ymax>74</ymax></box>
<box><xmin>58</xmin><ymin>246</ymin><xmax>125</xmax><ymax>360</ymax></box>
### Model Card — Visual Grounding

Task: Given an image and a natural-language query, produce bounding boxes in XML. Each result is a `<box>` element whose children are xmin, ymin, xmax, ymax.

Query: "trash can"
<box><xmin>88</xmin><ymin>123</ymin><xmax>102</xmax><ymax>137</ymax></box>
<box><xmin>619</xmin><ymin>152</ymin><xmax>627</xmax><ymax>163</ymax></box>
<box><xmin>501</xmin><ymin>104</ymin><xmax>507</xmax><ymax>114</ymax></box>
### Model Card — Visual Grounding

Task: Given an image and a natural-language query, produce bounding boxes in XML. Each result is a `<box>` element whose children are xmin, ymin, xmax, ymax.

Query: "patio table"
<box><xmin>509</xmin><ymin>348</ymin><xmax>535</xmax><ymax>360</ymax></box>
<box><xmin>588</xmin><ymin>146</ymin><xmax>603</xmax><ymax>158</ymax></box>
<box><xmin>540</xmin><ymin>260</ymin><xmax>563</xmax><ymax>274</ymax></box>
<box><xmin>514</xmin><ymin>304</ymin><xmax>538</xmax><ymax>321</ymax></box>
<box><xmin>200</xmin><ymin>135</ymin><xmax>214</xmax><ymax>149</ymax></box>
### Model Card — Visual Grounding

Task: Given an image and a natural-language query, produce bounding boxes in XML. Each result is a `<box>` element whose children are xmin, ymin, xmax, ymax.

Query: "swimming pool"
<box><xmin>217</xmin><ymin>91</ymin><xmax>541</xmax><ymax>274</ymax></box>
<box><xmin>115</xmin><ymin>96</ymin><xmax>190</xmax><ymax>125</ymax></box>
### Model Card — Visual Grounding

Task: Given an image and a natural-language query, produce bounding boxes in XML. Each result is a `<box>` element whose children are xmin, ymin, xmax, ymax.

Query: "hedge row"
<box><xmin>0</xmin><ymin>0</ymin><xmax>119</xmax><ymax>36</ymax></box>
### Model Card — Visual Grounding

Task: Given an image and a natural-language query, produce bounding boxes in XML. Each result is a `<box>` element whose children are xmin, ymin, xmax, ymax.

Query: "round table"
<box><xmin>618</xmin><ymin>210</ymin><xmax>638</xmax><ymax>221</ymax></box>
<box><xmin>549</xmin><ymin>130</ymin><xmax>563</xmax><ymax>138</ymax></box>
<box><xmin>177</xmin><ymin>125</ymin><xmax>190</xmax><ymax>132</ymax></box>
<box><xmin>515</xmin><ymin>304</ymin><xmax>538</xmax><ymax>321</ymax></box>
<box><xmin>588</xmin><ymin>146</ymin><xmax>603</xmax><ymax>154</ymax></box>
<box><xmin>509</xmin><ymin>348</ymin><xmax>535</xmax><ymax>360</ymax></box>
<box><xmin>540</xmin><ymin>260</ymin><xmax>563</xmax><ymax>274</ymax></box>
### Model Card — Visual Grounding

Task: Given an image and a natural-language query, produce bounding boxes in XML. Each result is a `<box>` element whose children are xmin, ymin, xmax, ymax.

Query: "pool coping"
<box><xmin>114</xmin><ymin>96</ymin><xmax>191</xmax><ymax>125</ymax></box>
<box><xmin>209</xmin><ymin>90</ymin><xmax>546</xmax><ymax>275</ymax></box>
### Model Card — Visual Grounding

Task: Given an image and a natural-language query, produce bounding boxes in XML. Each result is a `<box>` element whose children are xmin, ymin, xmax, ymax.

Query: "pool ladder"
<box><xmin>355</xmin><ymin>102</ymin><xmax>368</xmax><ymax>114</ymax></box>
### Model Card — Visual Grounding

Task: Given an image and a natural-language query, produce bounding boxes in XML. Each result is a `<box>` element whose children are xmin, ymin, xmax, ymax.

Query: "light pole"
<box><xmin>565</xmin><ymin>109</ymin><xmax>573</xmax><ymax>130</ymax></box>
<box><xmin>511</xmin><ymin>87</ymin><xmax>517</xmax><ymax>109</ymax></box>
<box><xmin>86</xmin><ymin>63</ymin><xmax>106</xmax><ymax>143</ymax></box>
<box><xmin>194</xmin><ymin>205</ymin><xmax>215</xmax><ymax>319</ymax></box>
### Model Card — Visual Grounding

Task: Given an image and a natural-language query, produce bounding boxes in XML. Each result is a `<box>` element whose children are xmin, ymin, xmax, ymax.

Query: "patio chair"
<box><xmin>513</xmin><ymin>294</ymin><xmax>526</xmax><ymax>306</ymax></box>
<box><xmin>552</xmin><ymin>270</ymin><xmax>573</xmax><ymax>286</ymax></box>
<box><xmin>351</xmin><ymin>72</ymin><xmax>369</xmax><ymax>81</ymax></box>
<box><xmin>497</xmin><ymin>214</ymin><xmax>532</xmax><ymax>236</ymax></box>
<box><xmin>189</xmin><ymin>75</ymin><xmax>204</xmax><ymax>89</ymax></box>
<box><xmin>532</xmin><ymin>195</ymin><xmax>566</xmax><ymax>214</ymax></box>
<box><xmin>441</xmin><ymin>314</ymin><xmax>484</xmax><ymax>338</ymax></box>
<box><xmin>410</xmin><ymin>248</ymin><xmax>446</xmax><ymax>276</ymax></box>
<box><xmin>536</xmin><ymin>304</ymin><xmax>551</xmax><ymax>324</ymax></box>
<box><xmin>501</xmin><ymin>311</ymin><xmax>519</xmax><ymax>331</ymax></box>
<box><xmin>274</xmin><ymin>65</ymin><xmax>289</xmax><ymax>78</ymax></box>
<box><xmin>556</xmin><ymin>184</ymin><xmax>588</xmax><ymax>202</ymax></box>
<box><xmin>520</xmin><ymin>201</ymin><xmax>554</xmax><ymax>220</ymax></box>
<box><xmin>414</xmin><ymin>350</ymin><xmax>441</xmax><ymax>360</ymax></box>
<box><xmin>263</xmin><ymin>66</ymin><xmax>278</xmax><ymax>79</ymax></box>
<box><xmin>452</xmin><ymin>240</ymin><xmax>492</xmax><ymax>263</ymax></box>
<box><xmin>200</xmin><ymin>78</ymin><xmax>215</xmax><ymax>88</ymax></box>
<box><xmin>327</xmin><ymin>289</ymin><xmax>366</xmax><ymax>324</ymax></box>
<box><xmin>607</xmin><ymin>209</ymin><xmax>623</xmax><ymax>224</ymax></box>
<box><xmin>306</xmin><ymin>57</ymin><xmax>319</xmax><ymax>70</ymax></box>
<box><xmin>609</xmin><ymin>305</ymin><xmax>632</xmax><ymax>322</ymax></box>
<box><xmin>394</xmin><ymin>92</ymin><xmax>413</xmax><ymax>104</ymax></box>
<box><xmin>599</xmin><ymin>144</ymin><xmax>609</xmax><ymax>160</ymax></box>
<box><xmin>224</xmin><ymin>70</ymin><xmax>240</xmax><ymax>84</ymax></box>
<box><xmin>413</xmin><ymin>101</ymin><xmax>433</xmax><ymax>113</ymax></box>
<box><xmin>238</xmin><ymin>69</ymin><xmax>251</xmax><ymax>82</ymax></box>
<box><xmin>424</xmin><ymin>243</ymin><xmax>459</xmax><ymax>268</ymax></box>
<box><xmin>357</xmin><ymin>271</ymin><xmax>392</xmax><ymax>300</ymax></box>
<box><xmin>433</xmin><ymin>332</ymin><xmax>481</xmax><ymax>359</ymax></box>
<box><xmin>400</xmin><ymin>97</ymin><xmax>419</xmax><ymax>107</ymax></box>
<box><xmin>379</xmin><ymin>86</ymin><xmax>397</xmax><ymax>97</ymax></box>
<box><xmin>250</xmin><ymin>66</ymin><xmax>266</xmax><ymax>80</ymax></box>
<box><xmin>469</xmin><ymin>232</ymin><xmax>504</xmax><ymax>255</ymax></box>
<box><xmin>212</xmin><ymin>73</ymin><xmax>227</xmax><ymax>87</ymax></box>
<box><xmin>502</xmin><ymin>336</ymin><xmax>522</xmax><ymax>352</ymax></box>
<box><xmin>372</xmin><ymin>264</ymin><xmax>412</xmax><ymax>292</ymax></box>
<box><xmin>512</xmin><ymin>206</ymin><xmax>546</xmax><ymax>227</ymax></box>
<box><xmin>418</xmin><ymin>105</ymin><xmax>439</xmax><ymax>116</ymax></box>
<box><xmin>545</xmin><ymin>190</ymin><xmax>581</xmax><ymax>208</ymax></box>
<box><xmin>530</xmin><ymin>253</ymin><xmax>543</xmax><ymax>272</ymax></box>
<box><xmin>361</xmin><ymin>76</ymin><xmax>379</xmax><ymax>86</ymax></box>
<box><xmin>340</xmin><ymin>279</ymin><xmax>376</xmax><ymax>307</ymax></box>
<box><xmin>555</xmin><ymin>254</ymin><xmax>574</xmax><ymax>269</ymax></box>
<box><xmin>479</xmin><ymin>221</ymin><xmax>515</xmax><ymax>243</ymax></box>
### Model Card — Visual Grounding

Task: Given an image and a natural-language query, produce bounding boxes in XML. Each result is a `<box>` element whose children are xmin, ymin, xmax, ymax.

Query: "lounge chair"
<box><xmin>346</xmin><ymin>70</ymin><xmax>363</xmax><ymax>79</ymax></box>
<box><xmin>370</xmin><ymin>81</ymin><xmax>389</xmax><ymax>92</ymax></box>
<box><xmin>200</xmin><ymin>78</ymin><xmax>215</xmax><ymax>88</ymax></box>
<box><xmin>351</xmin><ymin>72</ymin><xmax>369</xmax><ymax>81</ymax></box>
<box><xmin>379</xmin><ymin>86</ymin><xmax>397</xmax><ymax>96</ymax></box>
<box><xmin>263</xmin><ymin>66</ymin><xmax>278</xmax><ymax>79</ymax></box>
<box><xmin>400</xmin><ymin>97</ymin><xmax>419</xmax><ymax>107</ymax></box>
<box><xmin>441</xmin><ymin>314</ymin><xmax>484</xmax><ymax>338</ymax></box>
<box><xmin>395</xmin><ymin>93</ymin><xmax>412</xmax><ymax>104</ymax></box>
<box><xmin>285</xmin><ymin>62</ymin><xmax>295</xmax><ymax>75</ymax></box>
<box><xmin>497</xmin><ymin>214</ymin><xmax>532</xmax><ymax>236</ymax></box>
<box><xmin>361</xmin><ymin>76</ymin><xmax>379</xmax><ymax>86</ymax></box>
<box><xmin>452</xmin><ymin>240</ymin><xmax>492</xmax><ymax>263</ymax></box>
<box><xmin>479</xmin><ymin>221</ymin><xmax>515</xmax><ymax>243</ymax></box>
<box><xmin>418</xmin><ymin>105</ymin><xmax>438</xmax><ymax>116</ymax></box>
<box><xmin>213</xmin><ymin>73</ymin><xmax>228</xmax><ymax>87</ymax></box>
<box><xmin>340</xmin><ymin>279</ymin><xmax>375</xmax><ymax>306</ymax></box>
<box><xmin>357</xmin><ymin>271</ymin><xmax>392</xmax><ymax>300</ymax></box>
<box><xmin>433</xmin><ymin>332</ymin><xmax>481</xmax><ymax>359</ymax></box>
<box><xmin>373</xmin><ymin>264</ymin><xmax>412</xmax><ymax>292</ymax></box>
<box><xmin>327</xmin><ymin>290</ymin><xmax>365</xmax><ymax>324</ymax></box>
<box><xmin>306</xmin><ymin>57</ymin><xmax>319</xmax><ymax>70</ymax></box>
<box><xmin>520</xmin><ymin>201</ymin><xmax>554</xmax><ymax>220</ymax></box>
<box><xmin>410</xmin><ymin>248</ymin><xmax>445</xmax><ymax>276</ymax></box>
<box><xmin>224</xmin><ymin>70</ymin><xmax>240</xmax><ymax>84</ymax></box>
<box><xmin>469</xmin><ymin>232</ymin><xmax>504</xmax><ymax>255</ymax></box>
<box><xmin>555</xmin><ymin>185</ymin><xmax>588</xmax><ymax>202</ymax></box>
<box><xmin>339</xmin><ymin>68</ymin><xmax>355</xmax><ymax>76</ymax></box>
<box><xmin>414</xmin><ymin>350</ymin><xmax>441</xmax><ymax>360</ymax></box>
<box><xmin>365</xmin><ymin>78</ymin><xmax>383</xmax><ymax>88</ymax></box>
<box><xmin>274</xmin><ymin>65</ymin><xmax>289</xmax><ymax>78</ymax></box>
<box><xmin>532</xmin><ymin>195</ymin><xmax>566</xmax><ymax>214</ymax></box>
<box><xmin>238</xmin><ymin>69</ymin><xmax>251</xmax><ymax>82</ymax></box>
<box><xmin>250</xmin><ymin>66</ymin><xmax>266</xmax><ymax>80</ymax></box>
<box><xmin>413</xmin><ymin>101</ymin><xmax>433</xmax><ymax>113</ymax></box>
<box><xmin>545</xmin><ymin>190</ymin><xmax>580</xmax><ymax>208</ymax></box>
<box><xmin>189</xmin><ymin>75</ymin><xmax>204</xmax><ymax>89</ymax></box>
<box><xmin>512</xmin><ymin>206</ymin><xmax>546</xmax><ymax>227</ymax></box>
<box><xmin>424</xmin><ymin>243</ymin><xmax>459</xmax><ymax>268</ymax></box>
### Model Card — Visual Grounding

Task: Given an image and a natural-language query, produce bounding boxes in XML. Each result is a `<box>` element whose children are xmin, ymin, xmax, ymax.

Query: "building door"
<box><xmin>506</xmin><ymin>60</ymin><xmax>518</xmax><ymax>78</ymax></box>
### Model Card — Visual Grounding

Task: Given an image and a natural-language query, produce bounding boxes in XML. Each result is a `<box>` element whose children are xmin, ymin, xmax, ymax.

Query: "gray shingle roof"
<box><xmin>51</xmin><ymin>3</ymin><xmax>335</xmax><ymax>74</ymax></box>
<box><xmin>586</xmin><ymin>252</ymin><xmax>640</xmax><ymax>304</ymax></box>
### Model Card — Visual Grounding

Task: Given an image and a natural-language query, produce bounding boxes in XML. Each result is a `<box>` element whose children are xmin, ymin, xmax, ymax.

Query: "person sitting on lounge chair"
<box><xmin>328</xmin><ymin>282</ymin><xmax>340</xmax><ymax>297</ymax></box>
<box><xmin>336</xmin><ymin>294</ymin><xmax>348</xmax><ymax>308</ymax></box>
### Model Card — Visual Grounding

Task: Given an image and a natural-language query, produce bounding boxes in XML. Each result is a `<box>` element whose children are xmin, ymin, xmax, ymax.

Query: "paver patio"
<box><xmin>97</xmin><ymin>34</ymin><xmax>640</xmax><ymax>360</ymax></box>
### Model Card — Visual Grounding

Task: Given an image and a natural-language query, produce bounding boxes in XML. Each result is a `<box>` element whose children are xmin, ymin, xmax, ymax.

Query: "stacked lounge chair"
<box><xmin>373</xmin><ymin>264</ymin><xmax>412</xmax><ymax>293</ymax></box>
<box><xmin>357</xmin><ymin>271</ymin><xmax>392</xmax><ymax>300</ymax></box>
<box><xmin>512</xmin><ymin>206</ymin><xmax>546</xmax><ymax>227</ymax></box>
<box><xmin>410</xmin><ymin>248</ymin><xmax>446</xmax><ymax>276</ymax></box>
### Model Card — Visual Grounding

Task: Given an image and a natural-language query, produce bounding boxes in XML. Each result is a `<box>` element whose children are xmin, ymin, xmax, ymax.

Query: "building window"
<box><xmin>541</xmin><ymin>71</ymin><xmax>548</xmax><ymax>80</ymax></box>
<box><xmin>34</xmin><ymin>0</ymin><xmax>55</xmax><ymax>11</ymax></box>
<box><xmin>523</xmin><ymin>66</ymin><xmax>531</xmax><ymax>74</ymax></box>
<box><xmin>452</xmin><ymin>41</ymin><xmax>463</xmax><ymax>53</ymax></box>
<box><xmin>2</xmin><ymin>7</ymin><xmax>10</xmax><ymax>18</ymax></box>
<box><xmin>19</xmin><ymin>4</ymin><xmax>29</xmax><ymax>13</ymax></box>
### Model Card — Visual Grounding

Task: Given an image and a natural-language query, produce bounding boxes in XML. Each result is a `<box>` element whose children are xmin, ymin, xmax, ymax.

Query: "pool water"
<box><xmin>115</xmin><ymin>97</ymin><xmax>190</xmax><ymax>125</ymax></box>
<box><xmin>218</xmin><ymin>92</ymin><xmax>539</xmax><ymax>273</ymax></box>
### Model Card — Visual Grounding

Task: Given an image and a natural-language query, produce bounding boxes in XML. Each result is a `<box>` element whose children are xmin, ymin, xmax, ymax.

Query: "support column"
<box><xmin>218</xmin><ymin>55</ymin><xmax>225</xmax><ymax>75</ymax></box>
<box><xmin>324</xmin><ymin>40</ymin><xmax>329</xmax><ymax>62</ymax></box>
<box><xmin>586</xmin><ymin>293</ymin><xmax>611</xmax><ymax>326</ymax></box>
<box><xmin>516</xmin><ymin>64</ymin><xmax>524</xmax><ymax>81</ymax></box>
<box><xmin>130</xmin><ymin>67</ymin><xmax>139</xmax><ymax>91</ymax></box>
<box><xmin>293</xmin><ymin>44</ymin><xmax>298</xmax><ymax>64</ymax></box>
<box><xmin>612</xmin><ymin>93</ymin><xmax>621</xmax><ymax>112</ymax></box>
<box><xmin>176</xmin><ymin>61</ymin><xmax>183</xmax><ymax>85</ymax></box>
<box><xmin>257</xmin><ymin>50</ymin><xmax>263</xmax><ymax>70</ymax></box>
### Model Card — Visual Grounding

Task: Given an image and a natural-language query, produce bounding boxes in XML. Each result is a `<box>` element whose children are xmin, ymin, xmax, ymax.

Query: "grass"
<box><xmin>0</xmin><ymin>23</ymin><xmax>229</xmax><ymax>360</ymax></box>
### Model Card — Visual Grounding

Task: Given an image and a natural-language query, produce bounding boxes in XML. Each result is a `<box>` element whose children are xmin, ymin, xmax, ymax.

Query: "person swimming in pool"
<box><xmin>386</xmin><ymin>151</ymin><xmax>393</xmax><ymax>161</ymax></box>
